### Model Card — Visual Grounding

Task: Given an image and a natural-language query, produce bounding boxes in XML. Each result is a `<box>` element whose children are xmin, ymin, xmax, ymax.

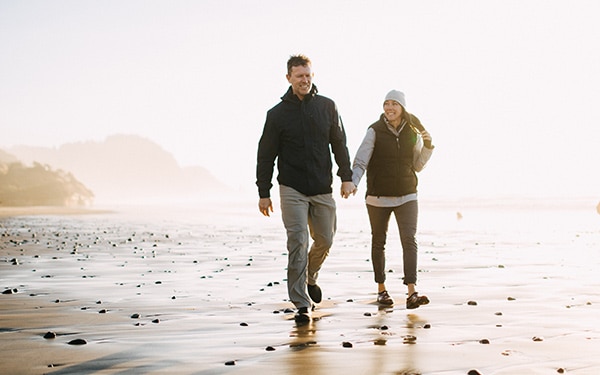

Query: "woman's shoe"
<box><xmin>406</xmin><ymin>292</ymin><xmax>429</xmax><ymax>309</ymax></box>
<box><xmin>377</xmin><ymin>290</ymin><xmax>394</xmax><ymax>305</ymax></box>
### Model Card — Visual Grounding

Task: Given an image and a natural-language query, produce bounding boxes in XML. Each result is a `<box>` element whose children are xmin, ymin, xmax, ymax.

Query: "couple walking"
<box><xmin>256</xmin><ymin>55</ymin><xmax>434</xmax><ymax>324</ymax></box>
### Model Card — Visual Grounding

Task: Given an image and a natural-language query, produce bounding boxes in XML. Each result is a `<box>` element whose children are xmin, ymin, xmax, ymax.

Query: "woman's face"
<box><xmin>383</xmin><ymin>100</ymin><xmax>404</xmax><ymax>123</ymax></box>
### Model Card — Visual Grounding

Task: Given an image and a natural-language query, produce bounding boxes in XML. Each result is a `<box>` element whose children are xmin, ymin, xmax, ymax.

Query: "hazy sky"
<box><xmin>1</xmin><ymin>0</ymin><xmax>599</xmax><ymax>199</ymax></box>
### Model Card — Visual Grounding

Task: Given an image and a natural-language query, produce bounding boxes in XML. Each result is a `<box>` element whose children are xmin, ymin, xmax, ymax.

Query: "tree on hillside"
<box><xmin>0</xmin><ymin>162</ymin><xmax>94</xmax><ymax>206</ymax></box>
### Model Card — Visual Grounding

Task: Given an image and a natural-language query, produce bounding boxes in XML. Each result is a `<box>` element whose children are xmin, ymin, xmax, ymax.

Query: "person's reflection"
<box><xmin>370</xmin><ymin>311</ymin><xmax>427</xmax><ymax>374</ymax></box>
<box><xmin>287</xmin><ymin>319</ymin><xmax>323</xmax><ymax>375</ymax></box>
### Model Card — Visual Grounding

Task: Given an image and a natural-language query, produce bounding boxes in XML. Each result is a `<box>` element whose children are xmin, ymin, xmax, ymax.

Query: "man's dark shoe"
<box><xmin>307</xmin><ymin>284</ymin><xmax>322</xmax><ymax>303</ymax></box>
<box><xmin>294</xmin><ymin>307</ymin><xmax>311</xmax><ymax>324</ymax></box>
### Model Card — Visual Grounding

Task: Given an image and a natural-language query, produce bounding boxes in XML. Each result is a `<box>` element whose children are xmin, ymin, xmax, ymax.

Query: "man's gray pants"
<box><xmin>279</xmin><ymin>185</ymin><xmax>336</xmax><ymax>309</ymax></box>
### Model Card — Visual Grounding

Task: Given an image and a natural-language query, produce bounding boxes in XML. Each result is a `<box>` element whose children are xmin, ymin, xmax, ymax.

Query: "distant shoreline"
<box><xmin>0</xmin><ymin>206</ymin><xmax>112</xmax><ymax>217</ymax></box>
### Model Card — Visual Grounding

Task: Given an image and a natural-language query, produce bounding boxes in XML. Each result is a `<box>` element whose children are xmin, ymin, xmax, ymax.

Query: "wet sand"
<box><xmin>1</xmin><ymin>199</ymin><xmax>599</xmax><ymax>374</ymax></box>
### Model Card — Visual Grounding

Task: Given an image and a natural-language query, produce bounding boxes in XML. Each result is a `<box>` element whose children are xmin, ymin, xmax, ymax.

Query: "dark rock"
<box><xmin>44</xmin><ymin>331</ymin><xmax>57</xmax><ymax>339</ymax></box>
<box><xmin>532</xmin><ymin>336</ymin><xmax>544</xmax><ymax>342</ymax></box>
<box><xmin>224</xmin><ymin>360</ymin><xmax>236</xmax><ymax>366</ymax></box>
<box><xmin>423</xmin><ymin>323</ymin><xmax>431</xmax><ymax>329</ymax></box>
<box><xmin>403</xmin><ymin>335</ymin><xmax>417</xmax><ymax>344</ymax></box>
<box><xmin>152</xmin><ymin>319</ymin><xmax>160</xmax><ymax>323</ymax></box>
<box><xmin>467</xmin><ymin>300</ymin><xmax>478</xmax><ymax>306</ymax></box>
<box><xmin>479</xmin><ymin>339</ymin><xmax>490</xmax><ymax>344</ymax></box>
<box><xmin>342</xmin><ymin>341</ymin><xmax>353</xmax><ymax>348</ymax></box>
<box><xmin>380</xmin><ymin>325</ymin><xmax>389</xmax><ymax>330</ymax></box>
<box><xmin>240</xmin><ymin>322</ymin><xmax>248</xmax><ymax>326</ymax></box>
<box><xmin>67</xmin><ymin>338</ymin><xmax>87</xmax><ymax>345</ymax></box>
<box><xmin>99</xmin><ymin>309</ymin><xmax>108</xmax><ymax>314</ymax></box>
<box><xmin>131</xmin><ymin>313</ymin><xmax>140</xmax><ymax>319</ymax></box>
<box><xmin>468</xmin><ymin>370</ymin><xmax>482</xmax><ymax>375</ymax></box>
<box><xmin>2</xmin><ymin>288</ymin><xmax>17</xmax><ymax>294</ymax></box>
<box><xmin>265</xmin><ymin>346</ymin><xmax>275</xmax><ymax>351</ymax></box>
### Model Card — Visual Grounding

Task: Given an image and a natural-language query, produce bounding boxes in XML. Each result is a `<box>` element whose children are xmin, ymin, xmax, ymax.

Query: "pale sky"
<box><xmin>1</xmin><ymin>0</ymin><xmax>599</xmax><ymax>199</ymax></box>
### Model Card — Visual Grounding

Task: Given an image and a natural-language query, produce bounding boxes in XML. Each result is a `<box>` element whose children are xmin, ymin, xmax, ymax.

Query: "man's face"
<box><xmin>383</xmin><ymin>100</ymin><xmax>404</xmax><ymax>123</ymax></box>
<box><xmin>286</xmin><ymin>64</ymin><xmax>313</xmax><ymax>100</ymax></box>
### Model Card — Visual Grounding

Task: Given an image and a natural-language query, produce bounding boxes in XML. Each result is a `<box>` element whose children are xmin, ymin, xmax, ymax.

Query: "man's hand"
<box><xmin>340</xmin><ymin>181</ymin><xmax>357</xmax><ymax>199</ymax></box>
<box><xmin>258</xmin><ymin>198</ymin><xmax>273</xmax><ymax>216</ymax></box>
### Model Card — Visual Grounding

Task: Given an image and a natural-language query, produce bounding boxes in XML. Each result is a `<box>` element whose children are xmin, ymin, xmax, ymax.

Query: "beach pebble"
<box><xmin>467</xmin><ymin>300</ymin><xmax>478</xmax><ymax>306</ymax></box>
<box><xmin>423</xmin><ymin>323</ymin><xmax>431</xmax><ymax>329</ymax></box>
<box><xmin>479</xmin><ymin>339</ymin><xmax>490</xmax><ymax>344</ymax></box>
<box><xmin>495</xmin><ymin>311</ymin><xmax>503</xmax><ymax>316</ymax></box>
<box><xmin>403</xmin><ymin>335</ymin><xmax>417</xmax><ymax>344</ymax></box>
<box><xmin>468</xmin><ymin>370</ymin><xmax>482</xmax><ymax>375</ymax></box>
<box><xmin>364</xmin><ymin>312</ymin><xmax>372</xmax><ymax>316</ymax></box>
<box><xmin>44</xmin><ymin>331</ymin><xmax>57</xmax><ymax>339</ymax></box>
<box><xmin>2</xmin><ymin>288</ymin><xmax>18</xmax><ymax>294</ymax></box>
<box><xmin>380</xmin><ymin>325</ymin><xmax>389</xmax><ymax>330</ymax></box>
<box><xmin>67</xmin><ymin>338</ymin><xmax>87</xmax><ymax>345</ymax></box>
<box><xmin>532</xmin><ymin>336</ymin><xmax>544</xmax><ymax>342</ymax></box>
<box><xmin>224</xmin><ymin>360</ymin><xmax>236</xmax><ymax>366</ymax></box>
<box><xmin>342</xmin><ymin>341</ymin><xmax>353</xmax><ymax>348</ymax></box>
<box><xmin>557</xmin><ymin>368</ymin><xmax>565</xmax><ymax>373</ymax></box>
<box><xmin>240</xmin><ymin>322</ymin><xmax>248</xmax><ymax>326</ymax></box>
<box><xmin>131</xmin><ymin>313</ymin><xmax>140</xmax><ymax>319</ymax></box>
<box><xmin>99</xmin><ymin>309</ymin><xmax>108</xmax><ymax>314</ymax></box>
<box><xmin>290</xmin><ymin>341</ymin><xmax>316</xmax><ymax>348</ymax></box>
<box><xmin>507</xmin><ymin>296</ymin><xmax>516</xmax><ymax>301</ymax></box>
<box><xmin>152</xmin><ymin>319</ymin><xmax>160</xmax><ymax>323</ymax></box>
<box><xmin>265</xmin><ymin>346</ymin><xmax>275</xmax><ymax>351</ymax></box>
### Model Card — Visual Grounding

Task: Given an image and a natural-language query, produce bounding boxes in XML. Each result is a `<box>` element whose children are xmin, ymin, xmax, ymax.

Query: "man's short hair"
<box><xmin>287</xmin><ymin>54</ymin><xmax>311</xmax><ymax>75</ymax></box>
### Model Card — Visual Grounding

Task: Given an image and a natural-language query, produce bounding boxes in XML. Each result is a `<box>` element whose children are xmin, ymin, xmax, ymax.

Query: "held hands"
<box><xmin>341</xmin><ymin>181</ymin><xmax>357</xmax><ymax>199</ymax></box>
<box><xmin>258</xmin><ymin>197</ymin><xmax>273</xmax><ymax>217</ymax></box>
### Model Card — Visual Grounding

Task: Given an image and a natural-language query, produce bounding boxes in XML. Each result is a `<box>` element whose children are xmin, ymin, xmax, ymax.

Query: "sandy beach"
<box><xmin>1</xmin><ymin>197</ymin><xmax>599</xmax><ymax>374</ymax></box>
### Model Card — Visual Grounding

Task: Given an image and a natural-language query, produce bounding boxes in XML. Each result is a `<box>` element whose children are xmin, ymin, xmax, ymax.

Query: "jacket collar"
<box><xmin>281</xmin><ymin>84</ymin><xmax>318</xmax><ymax>103</ymax></box>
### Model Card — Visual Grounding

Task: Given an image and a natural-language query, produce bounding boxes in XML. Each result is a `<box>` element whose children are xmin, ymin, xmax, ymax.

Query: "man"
<box><xmin>256</xmin><ymin>54</ymin><xmax>355</xmax><ymax>324</ymax></box>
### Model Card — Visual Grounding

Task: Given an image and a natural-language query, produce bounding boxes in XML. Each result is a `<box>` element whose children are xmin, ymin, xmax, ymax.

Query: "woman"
<box><xmin>352</xmin><ymin>90</ymin><xmax>434</xmax><ymax>309</ymax></box>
